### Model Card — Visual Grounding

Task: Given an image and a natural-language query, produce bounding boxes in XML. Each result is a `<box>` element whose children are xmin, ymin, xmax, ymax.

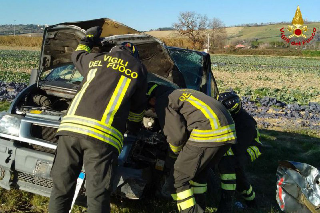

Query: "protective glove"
<box><xmin>80</xmin><ymin>26</ymin><xmax>102</xmax><ymax>49</ymax></box>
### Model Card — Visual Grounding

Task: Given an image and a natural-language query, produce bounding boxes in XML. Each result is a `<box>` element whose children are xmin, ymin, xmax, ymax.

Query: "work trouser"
<box><xmin>217</xmin><ymin>151</ymin><xmax>257</xmax><ymax>212</ymax></box>
<box><xmin>48</xmin><ymin>135</ymin><xmax>118</xmax><ymax>213</ymax></box>
<box><xmin>172</xmin><ymin>142</ymin><xmax>231</xmax><ymax>213</ymax></box>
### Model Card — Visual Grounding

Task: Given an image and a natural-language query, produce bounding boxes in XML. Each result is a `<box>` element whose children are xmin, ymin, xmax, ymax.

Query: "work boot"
<box><xmin>216</xmin><ymin>190</ymin><xmax>235</xmax><ymax>213</ymax></box>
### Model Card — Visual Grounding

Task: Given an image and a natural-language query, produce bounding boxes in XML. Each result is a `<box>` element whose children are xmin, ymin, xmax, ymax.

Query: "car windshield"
<box><xmin>168</xmin><ymin>48</ymin><xmax>204</xmax><ymax>90</ymax></box>
<box><xmin>42</xmin><ymin>64</ymin><xmax>83</xmax><ymax>84</ymax></box>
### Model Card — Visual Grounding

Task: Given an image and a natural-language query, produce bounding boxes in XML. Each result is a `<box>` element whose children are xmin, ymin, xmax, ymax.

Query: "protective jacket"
<box><xmin>226</xmin><ymin>108</ymin><xmax>261</xmax><ymax>160</ymax></box>
<box><xmin>57</xmin><ymin>45</ymin><xmax>148</xmax><ymax>154</ymax></box>
<box><xmin>154</xmin><ymin>87</ymin><xmax>236</xmax><ymax>153</ymax></box>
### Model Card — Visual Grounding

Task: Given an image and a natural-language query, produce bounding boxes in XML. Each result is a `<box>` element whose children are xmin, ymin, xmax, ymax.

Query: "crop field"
<box><xmin>212</xmin><ymin>55</ymin><xmax>320</xmax><ymax>104</ymax></box>
<box><xmin>0</xmin><ymin>49</ymin><xmax>319</xmax><ymax>212</ymax></box>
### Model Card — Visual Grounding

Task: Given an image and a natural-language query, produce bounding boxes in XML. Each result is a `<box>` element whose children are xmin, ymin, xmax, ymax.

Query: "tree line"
<box><xmin>172</xmin><ymin>11</ymin><xmax>227</xmax><ymax>51</ymax></box>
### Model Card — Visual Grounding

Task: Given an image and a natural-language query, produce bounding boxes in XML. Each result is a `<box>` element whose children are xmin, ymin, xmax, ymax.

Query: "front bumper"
<box><xmin>0</xmin><ymin>135</ymin><xmax>151</xmax><ymax>203</ymax></box>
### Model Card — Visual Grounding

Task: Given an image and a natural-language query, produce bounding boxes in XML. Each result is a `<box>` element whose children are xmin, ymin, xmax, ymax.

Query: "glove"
<box><xmin>80</xmin><ymin>26</ymin><xmax>102</xmax><ymax>49</ymax></box>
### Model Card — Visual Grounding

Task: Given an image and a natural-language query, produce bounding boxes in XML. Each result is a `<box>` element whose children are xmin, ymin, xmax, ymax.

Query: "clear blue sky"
<box><xmin>1</xmin><ymin>0</ymin><xmax>319</xmax><ymax>31</ymax></box>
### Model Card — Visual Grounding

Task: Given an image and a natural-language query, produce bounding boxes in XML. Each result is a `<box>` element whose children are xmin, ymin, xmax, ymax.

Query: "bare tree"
<box><xmin>209</xmin><ymin>18</ymin><xmax>227</xmax><ymax>50</ymax></box>
<box><xmin>173</xmin><ymin>11</ymin><xmax>209</xmax><ymax>49</ymax></box>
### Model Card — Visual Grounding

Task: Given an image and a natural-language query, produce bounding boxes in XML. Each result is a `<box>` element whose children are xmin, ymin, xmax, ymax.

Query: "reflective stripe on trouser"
<box><xmin>190</xmin><ymin>180</ymin><xmax>207</xmax><ymax>194</ymax></box>
<box><xmin>48</xmin><ymin>136</ymin><xmax>118</xmax><ymax>213</ymax></box>
<box><xmin>220</xmin><ymin>173</ymin><xmax>236</xmax><ymax>191</ymax></box>
<box><xmin>171</xmin><ymin>188</ymin><xmax>196</xmax><ymax>211</ymax></box>
<box><xmin>173</xmin><ymin>143</ymin><xmax>231</xmax><ymax>212</ymax></box>
<box><xmin>190</xmin><ymin>180</ymin><xmax>207</xmax><ymax>211</ymax></box>
<box><xmin>241</xmin><ymin>185</ymin><xmax>255</xmax><ymax>201</ymax></box>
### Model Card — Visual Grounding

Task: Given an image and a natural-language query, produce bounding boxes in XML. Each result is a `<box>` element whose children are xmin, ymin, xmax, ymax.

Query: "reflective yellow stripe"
<box><xmin>186</xmin><ymin>95</ymin><xmax>220</xmax><ymax>129</ymax></box>
<box><xmin>242</xmin><ymin>186</ymin><xmax>255</xmax><ymax>200</ymax></box>
<box><xmin>86</xmin><ymin>35</ymin><xmax>94</xmax><ymax>37</ymax></box>
<box><xmin>102</xmin><ymin>76</ymin><xmax>131</xmax><ymax>126</ymax></box>
<box><xmin>224</xmin><ymin>147</ymin><xmax>234</xmax><ymax>156</ymax></box>
<box><xmin>68</xmin><ymin>68</ymin><xmax>97</xmax><ymax>115</ymax></box>
<box><xmin>241</xmin><ymin>185</ymin><xmax>253</xmax><ymax>195</ymax></box>
<box><xmin>220</xmin><ymin>173</ymin><xmax>236</xmax><ymax>180</ymax></box>
<box><xmin>172</xmin><ymin>188</ymin><xmax>193</xmax><ymax>201</ymax></box>
<box><xmin>244</xmin><ymin>191</ymin><xmax>255</xmax><ymax>201</ymax></box>
<box><xmin>221</xmin><ymin>183</ymin><xmax>236</xmax><ymax>190</ymax></box>
<box><xmin>231</xmin><ymin>102</ymin><xmax>239</xmax><ymax>111</ymax></box>
<box><xmin>147</xmin><ymin>84</ymin><xmax>158</xmax><ymax>95</ymax></box>
<box><xmin>128</xmin><ymin>110</ymin><xmax>145</xmax><ymax>122</ymax></box>
<box><xmin>255</xmin><ymin>127</ymin><xmax>261</xmax><ymax>144</ymax></box>
<box><xmin>250</xmin><ymin>146</ymin><xmax>261</xmax><ymax>159</ymax></box>
<box><xmin>169</xmin><ymin>143</ymin><xmax>183</xmax><ymax>153</ymax></box>
<box><xmin>189</xmin><ymin>131</ymin><xmax>236</xmax><ymax>142</ymax></box>
<box><xmin>191</xmin><ymin>124</ymin><xmax>235</xmax><ymax>137</ymax></box>
<box><xmin>247</xmin><ymin>145</ymin><xmax>261</xmax><ymax>162</ymax></box>
<box><xmin>247</xmin><ymin>148</ymin><xmax>256</xmax><ymax>162</ymax></box>
<box><xmin>128</xmin><ymin>117</ymin><xmax>142</xmax><ymax>122</ymax></box>
<box><xmin>193</xmin><ymin>186</ymin><xmax>207</xmax><ymax>194</ymax></box>
<box><xmin>75</xmin><ymin>44</ymin><xmax>91</xmax><ymax>52</ymax></box>
<box><xmin>189</xmin><ymin>181</ymin><xmax>207</xmax><ymax>187</ymax></box>
<box><xmin>58</xmin><ymin>123</ymin><xmax>121</xmax><ymax>153</ymax></box>
<box><xmin>177</xmin><ymin>197</ymin><xmax>196</xmax><ymax>211</ymax></box>
<box><xmin>61</xmin><ymin>115</ymin><xmax>123</xmax><ymax>143</ymax></box>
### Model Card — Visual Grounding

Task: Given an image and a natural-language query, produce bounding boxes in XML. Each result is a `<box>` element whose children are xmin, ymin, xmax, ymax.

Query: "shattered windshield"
<box><xmin>41</xmin><ymin>64</ymin><xmax>83</xmax><ymax>84</ymax></box>
<box><xmin>168</xmin><ymin>48</ymin><xmax>203</xmax><ymax>90</ymax></box>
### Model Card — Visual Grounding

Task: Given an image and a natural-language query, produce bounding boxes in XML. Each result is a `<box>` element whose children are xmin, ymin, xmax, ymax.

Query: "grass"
<box><xmin>0</xmin><ymin>126</ymin><xmax>319</xmax><ymax>212</ymax></box>
<box><xmin>0</xmin><ymin>101</ymin><xmax>11</xmax><ymax>111</ymax></box>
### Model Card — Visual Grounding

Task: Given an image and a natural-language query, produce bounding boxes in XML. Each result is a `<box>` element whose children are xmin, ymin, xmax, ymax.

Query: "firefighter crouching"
<box><xmin>48</xmin><ymin>26</ymin><xmax>148</xmax><ymax>213</ymax></box>
<box><xmin>216</xmin><ymin>92</ymin><xmax>262</xmax><ymax>212</ymax></box>
<box><xmin>147</xmin><ymin>83</ymin><xmax>236</xmax><ymax>213</ymax></box>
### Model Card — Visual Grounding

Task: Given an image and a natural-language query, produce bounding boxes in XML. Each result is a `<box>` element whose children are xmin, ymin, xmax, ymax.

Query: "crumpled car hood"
<box><xmin>39</xmin><ymin>18</ymin><xmax>174</xmax><ymax>80</ymax></box>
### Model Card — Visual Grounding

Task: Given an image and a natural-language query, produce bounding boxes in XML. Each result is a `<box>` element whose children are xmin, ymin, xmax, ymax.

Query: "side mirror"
<box><xmin>29</xmin><ymin>69</ymin><xmax>39</xmax><ymax>86</ymax></box>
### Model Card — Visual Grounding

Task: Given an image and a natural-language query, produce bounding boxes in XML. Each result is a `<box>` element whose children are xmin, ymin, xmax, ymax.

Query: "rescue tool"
<box><xmin>69</xmin><ymin>172</ymin><xmax>85</xmax><ymax>213</ymax></box>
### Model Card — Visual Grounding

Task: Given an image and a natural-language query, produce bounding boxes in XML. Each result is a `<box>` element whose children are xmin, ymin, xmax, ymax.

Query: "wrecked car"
<box><xmin>0</xmin><ymin>18</ymin><xmax>219</xmax><ymax>205</ymax></box>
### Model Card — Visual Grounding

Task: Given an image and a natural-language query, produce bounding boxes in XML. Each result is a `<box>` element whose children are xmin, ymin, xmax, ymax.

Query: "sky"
<box><xmin>1</xmin><ymin>0</ymin><xmax>319</xmax><ymax>31</ymax></box>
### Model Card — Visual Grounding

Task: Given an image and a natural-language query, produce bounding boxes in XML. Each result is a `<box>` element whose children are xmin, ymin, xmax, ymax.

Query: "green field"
<box><xmin>0</xmin><ymin>49</ymin><xmax>319</xmax><ymax>212</ymax></box>
<box><xmin>212</xmin><ymin>54</ymin><xmax>320</xmax><ymax>104</ymax></box>
<box><xmin>228</xmin><ymin>23</ymin><xmax>320</xmax><ymax>43</ymax></box>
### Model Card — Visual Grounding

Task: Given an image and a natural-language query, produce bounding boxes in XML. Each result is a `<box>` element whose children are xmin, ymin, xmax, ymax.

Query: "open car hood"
<box><xmin>39</xmin><ymin>18</ymin><xmax>175</xmax><ymax>81</ymax></box>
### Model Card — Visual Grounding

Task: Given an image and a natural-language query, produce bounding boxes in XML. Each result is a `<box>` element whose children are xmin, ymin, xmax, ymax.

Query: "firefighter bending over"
<box><xmin>48</xmin><ymin>26</ymin><xmax>148</xmax><ymax>213</ymax></box>
<box><xmin>147</xmin><ymin>83</ymin><xmax>236</xmax><ymax>213</ymax></box>
<box><xmin>216</xmin><ymin>92</ymin><xmax>262</xmax><ymax>212</ymax></box>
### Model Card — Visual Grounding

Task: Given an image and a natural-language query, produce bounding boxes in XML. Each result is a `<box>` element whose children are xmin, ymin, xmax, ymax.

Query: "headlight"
<box><xmin>0</xmin><ymin>112</ymin><xmax>22</xmax><ymax>137</ymax></box>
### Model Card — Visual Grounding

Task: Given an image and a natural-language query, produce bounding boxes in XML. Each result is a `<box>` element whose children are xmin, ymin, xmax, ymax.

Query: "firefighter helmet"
<box><xmin>147</xmin><ymin>82</ymin><xmax>159</xmax><ymax>99</ymax></box>
<box><xmin>121</xmin><ymin>42</ymin><xmax>140</xmax><ymax>59</ymax></box>
<box><xmin>218</xmin><ymin>92</ymin><xmax>242</xmax><ymax>115</ymax></box>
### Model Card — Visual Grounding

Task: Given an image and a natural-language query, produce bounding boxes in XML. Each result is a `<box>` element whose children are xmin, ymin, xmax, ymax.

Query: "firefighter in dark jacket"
<box><xmin>48</xmin><ymin>26</ymin><xmax>148</xmax><ymax>213</ymax></box>
<box><xmin>216</xmin><ymin>92</ymin><xmax>262</xmax><ymax>213</ymax></box>
<box><xmin>147</xmin><ymin>83</ymin><xmax>237</xmax><ymax>213</ymax></box>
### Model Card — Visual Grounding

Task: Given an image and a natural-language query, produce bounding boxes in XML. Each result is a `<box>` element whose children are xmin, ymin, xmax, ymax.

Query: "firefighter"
<box><xmin>147</xmin><ymin>83</ymin><xmax>237</xmax><ymax>213</ymax></box>
<box><xmin>48</xmin><ymin>26</ymin><xmax>148</xmax><ymax>213</ymax></box>
<box><xmin>216</xmin><ymin>92</ymin><xmax>262</xmax><ymax>212</ymax></box>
